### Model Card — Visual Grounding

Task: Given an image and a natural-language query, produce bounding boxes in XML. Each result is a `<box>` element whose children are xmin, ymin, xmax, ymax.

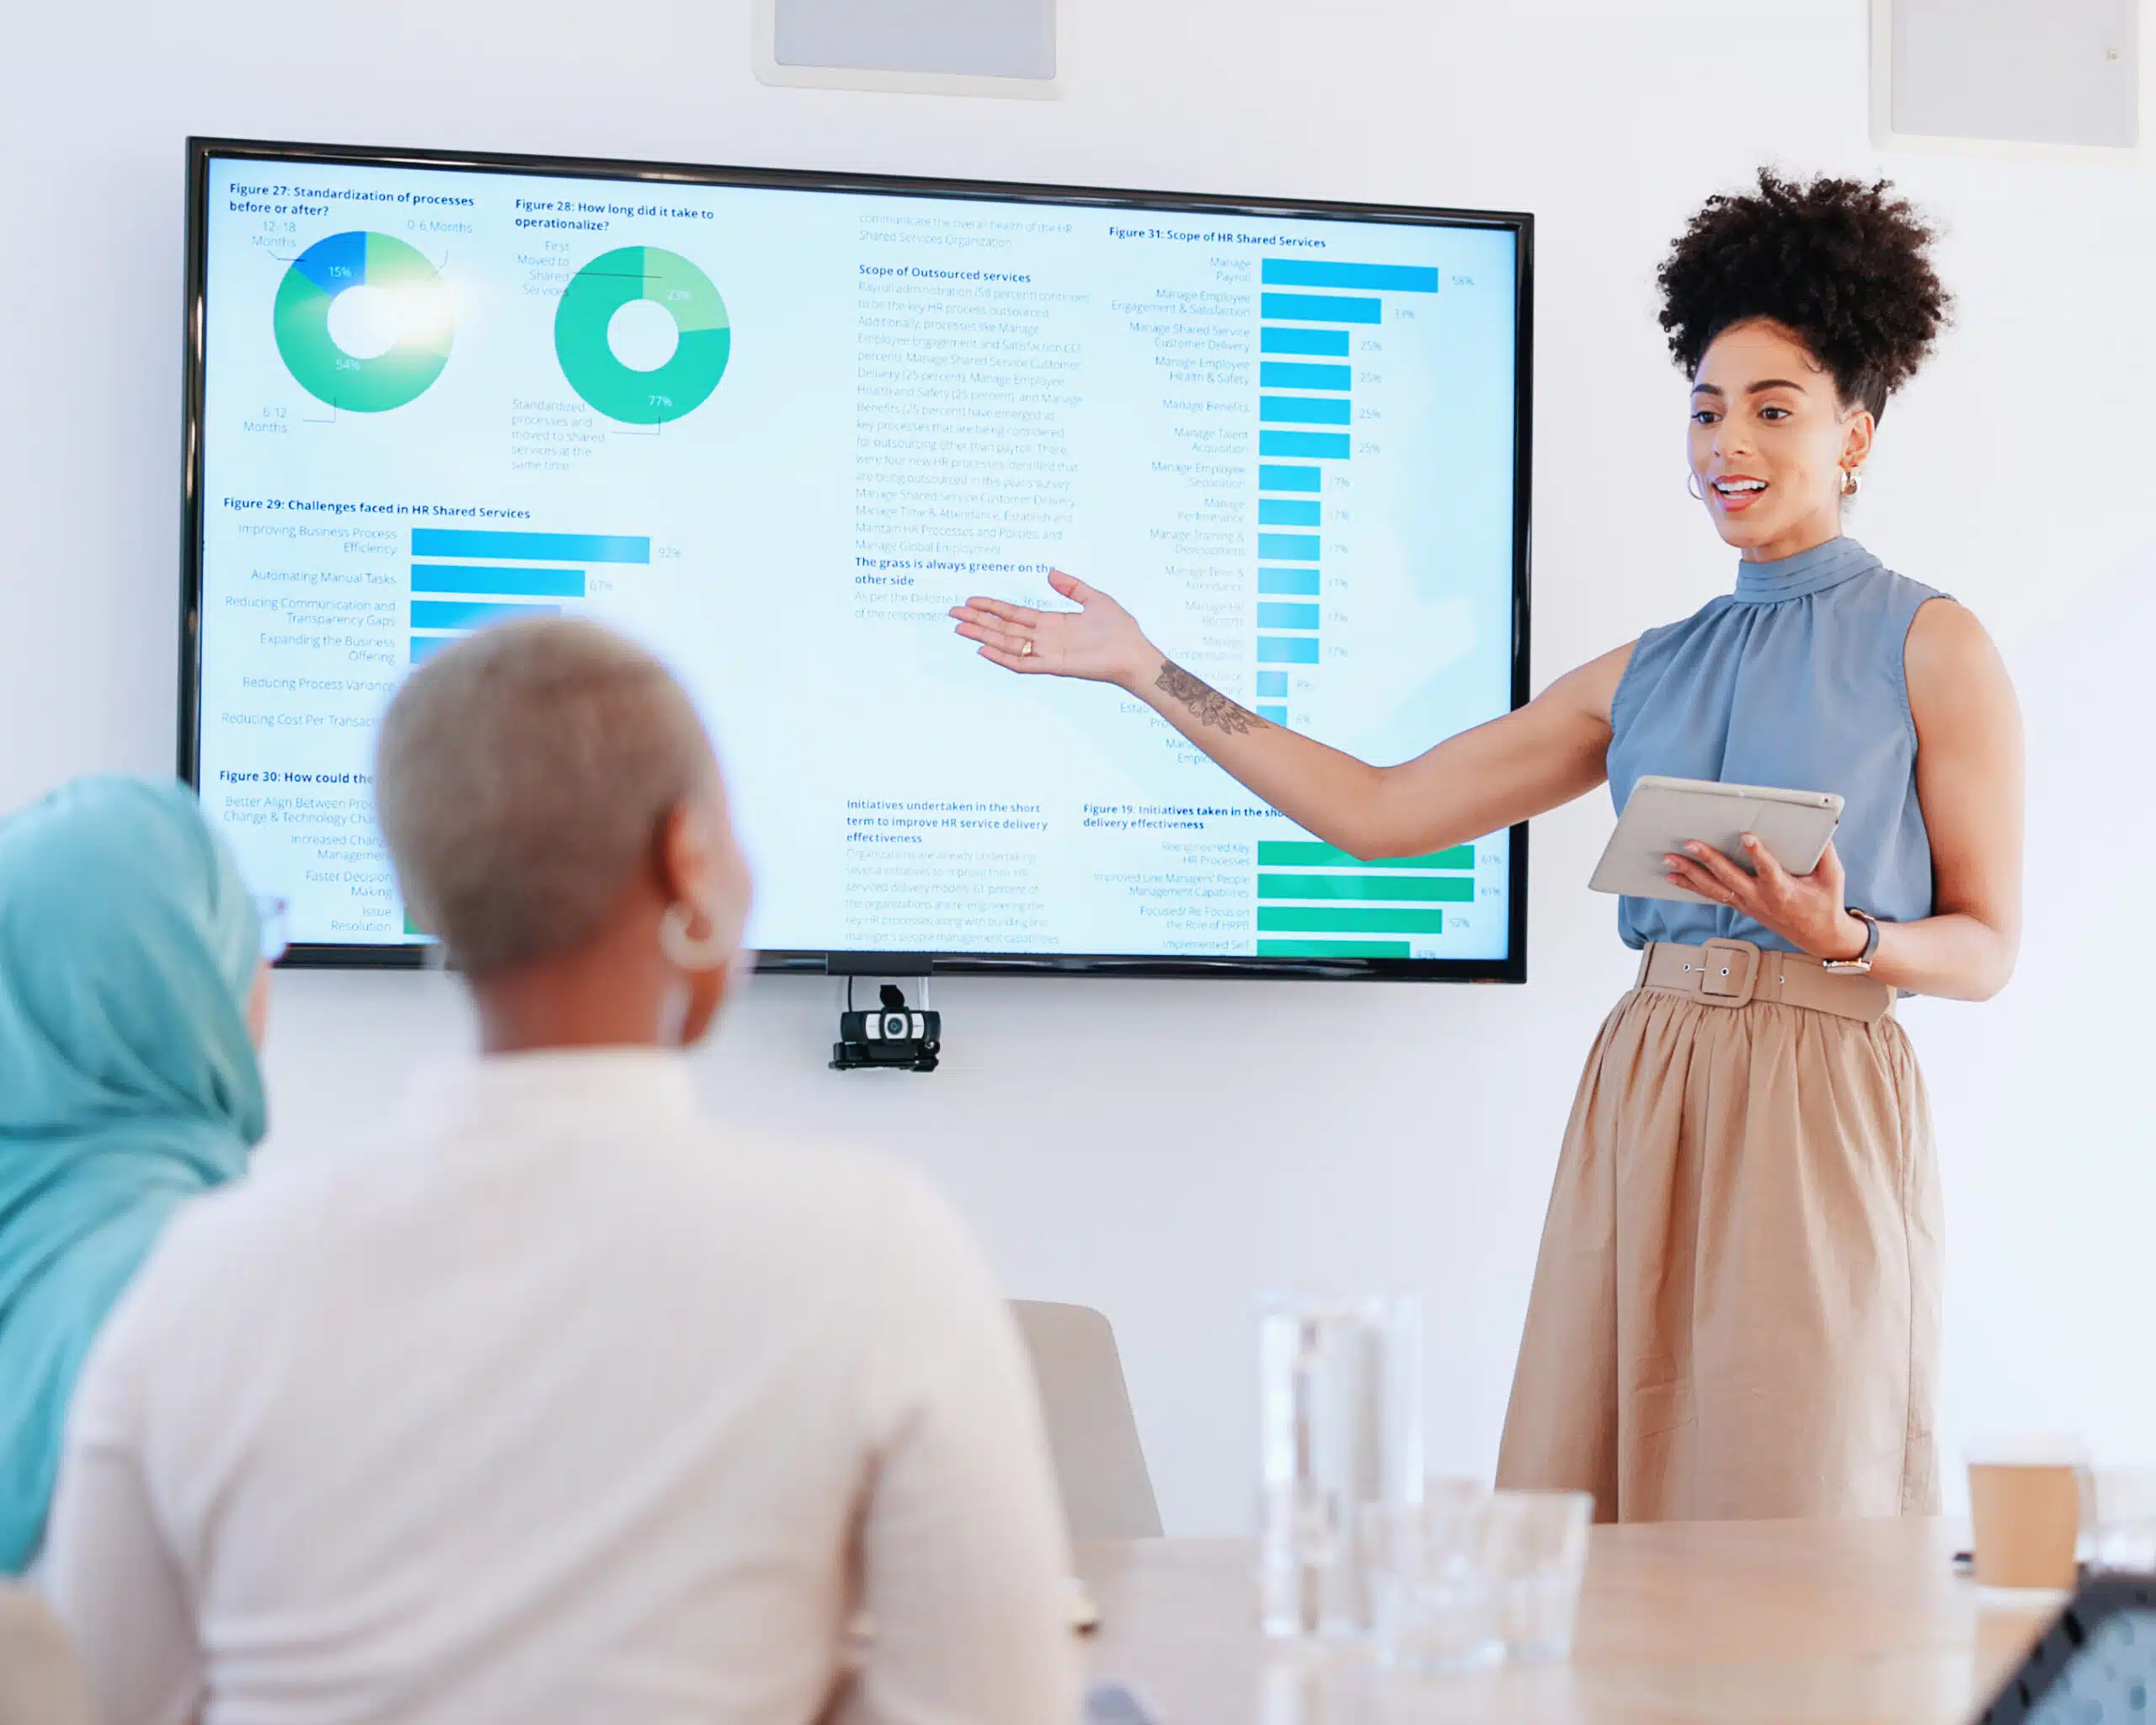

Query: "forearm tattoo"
<box><xmin>1155</xmin><ymin>660</ymin><xmax>1267</xmax><ymax>734</ymax></box>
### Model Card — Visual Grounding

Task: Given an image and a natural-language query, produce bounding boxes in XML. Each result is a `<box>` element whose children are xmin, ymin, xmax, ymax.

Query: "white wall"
<box><xmin>3</xmin><ymin>0</ymin><xmax>2153</xmax><ymax>1534</ymax></box>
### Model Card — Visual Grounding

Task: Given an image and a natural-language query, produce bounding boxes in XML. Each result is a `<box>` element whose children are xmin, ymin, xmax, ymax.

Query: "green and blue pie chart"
<box><xmin>273</xmin><ymin>232</ymin><xmax>453</xmax><ymax>412</ymax></box>
<box><xmin>555</xmin><ymin>247</ymin><xmax>730</xmax><ymax>425</ymax></box>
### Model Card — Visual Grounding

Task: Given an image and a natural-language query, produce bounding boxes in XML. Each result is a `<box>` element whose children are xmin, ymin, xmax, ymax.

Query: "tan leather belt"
<box><xmin>1636</xmin><ymin>937</ymin><xmax>1895</xmax><ymax>1025</ymax></box>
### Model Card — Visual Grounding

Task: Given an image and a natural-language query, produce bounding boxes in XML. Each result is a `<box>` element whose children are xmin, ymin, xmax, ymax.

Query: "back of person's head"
<box><xmin>0</xmin><ymin>775</ymin><xmax>267</xmax><ymax>1149</ymax></box>
<box><xmin>373</xmin><ymin>619</ymin><xmax>750</xmax><ymax>1048</ymax></box>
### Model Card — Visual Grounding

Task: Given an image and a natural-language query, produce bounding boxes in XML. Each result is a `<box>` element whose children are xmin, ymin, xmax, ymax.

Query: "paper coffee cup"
<box><xmin>1967</xmin><ymin>1436</ymin><xmax>2088</xmax><ymax>1591</ymax></box>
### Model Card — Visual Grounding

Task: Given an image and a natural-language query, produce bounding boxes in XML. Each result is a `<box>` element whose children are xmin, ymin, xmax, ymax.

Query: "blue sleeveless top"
<box><xmin>1605</xmin><ymin>537</ymin><xmax>1945</xmax><ymax>954</ymax></box>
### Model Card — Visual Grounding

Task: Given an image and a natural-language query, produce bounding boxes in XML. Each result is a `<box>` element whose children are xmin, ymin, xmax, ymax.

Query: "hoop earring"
<box><xmin>1841</xmin><ymin>467</ymin><xmax>1862</xmax><ymax>499</ymax></box>
<box><xmin>1687</xmin><ymin>472</ymin><xmax>1706</xmax><ymax>502</ymax></box>
<box><xmin>659</xmin><ymin>901</ymin><xmax>731</xmax><ymax>972</ymax></box>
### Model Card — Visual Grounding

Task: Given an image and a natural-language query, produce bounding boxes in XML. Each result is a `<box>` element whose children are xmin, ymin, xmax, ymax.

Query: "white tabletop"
<box><xmin>1076</xmin><ymin>1517</ymin><xmax>2058</xmax><ymax>1723</ymax></box>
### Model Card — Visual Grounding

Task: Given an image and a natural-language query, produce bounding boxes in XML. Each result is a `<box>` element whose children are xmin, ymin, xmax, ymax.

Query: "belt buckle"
<box><xmin>1695</xmin><ymin>937</ymin><xmax>1761</xmax><ymax>1007</ymax></box>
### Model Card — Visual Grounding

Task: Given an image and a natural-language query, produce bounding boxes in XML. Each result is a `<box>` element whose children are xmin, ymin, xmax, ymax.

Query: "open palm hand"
<box><xmin>949</xmin><ymin>570</ymin><xmax>1154</xmax><ymax>687</ymax></box>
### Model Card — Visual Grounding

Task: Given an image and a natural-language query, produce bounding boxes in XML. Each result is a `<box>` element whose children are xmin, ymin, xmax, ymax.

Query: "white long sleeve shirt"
<box><xmin>41</xmin><ymin>1049</ymin><xmax>1078</xmax><ymax>1725</ymax></box>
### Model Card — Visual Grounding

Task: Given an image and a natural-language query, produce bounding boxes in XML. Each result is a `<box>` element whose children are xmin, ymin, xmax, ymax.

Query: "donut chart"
<box><xmin>272</xmin><ymin>232</ymin><xmax>452</xmax><ymax>412</ymax></box>
<box><xmin>554</xmin><ymin>247</ymin><xmax>730</xmax><ymax>425</ymax></box>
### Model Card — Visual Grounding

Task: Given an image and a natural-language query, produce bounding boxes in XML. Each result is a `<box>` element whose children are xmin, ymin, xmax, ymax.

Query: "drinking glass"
<box><xmin>2084</xmin><ymin>1467</ymin><xmax>2156</xmax><ymax>1575</ymax></box>
<box><xmin>1256</xmin><ymin>1291</ymin><xmax>1423</xmax><ymax>1643</ymax></box>
<box><xmin>1485</xmin><ymin>1488</ymin><xmax>1593</xmax><ymax>1662</ymax></box>
<box><xmin>1367</xmin><ymin>1479</ymin><xmax>1503</xmax><ymax>1675</ymax></box>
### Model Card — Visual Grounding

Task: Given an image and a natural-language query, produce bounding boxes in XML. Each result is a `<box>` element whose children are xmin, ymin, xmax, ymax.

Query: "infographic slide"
<box><xmin>194</xmin><ymin>156</ymin><xmax>1524</xmax><ymax>963</ymax></box>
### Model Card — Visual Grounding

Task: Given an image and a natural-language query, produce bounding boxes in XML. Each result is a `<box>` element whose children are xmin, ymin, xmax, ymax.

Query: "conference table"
<box><xmin>1075</xmin><ymin>1519</ymin><xmax>2057</xmax><ymax>1723</ymax></box>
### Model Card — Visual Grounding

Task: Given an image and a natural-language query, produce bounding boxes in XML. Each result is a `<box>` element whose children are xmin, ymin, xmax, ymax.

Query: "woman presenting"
<box><xmin>952</xmin><ymin>171</ymin><xmax>2023</xmax><ymax>1522</ymax></box>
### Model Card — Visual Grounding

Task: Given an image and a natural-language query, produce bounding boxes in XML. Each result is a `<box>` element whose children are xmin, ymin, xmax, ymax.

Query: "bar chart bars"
<box><xmin>1253</xmin><ymin>840</ymin><xmax>1476</xmax><ymax>958</ymax></box>
<box><xmin>1254</xmin><ymin>255</ymin><xmax>1439</xmax><ymax>732</ymax></box>
<box><xmin>405</xmin><ymin>527</ymin><xmax>650</xmax><ymax>663</ymax></box>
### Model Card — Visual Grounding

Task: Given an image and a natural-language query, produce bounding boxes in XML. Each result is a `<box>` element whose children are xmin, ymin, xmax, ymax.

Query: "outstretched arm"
<box><xmin>953</xmin><ymin>570</ymin><xmax>1626</xmax><ymax>859</ymax></box>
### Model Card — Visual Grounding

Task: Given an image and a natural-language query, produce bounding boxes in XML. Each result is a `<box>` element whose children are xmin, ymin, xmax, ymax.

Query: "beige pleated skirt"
<box><xmin>1495</xmin><ymin>979</ymin><xmax>1942</xmax><ymax>1523</ymax></box>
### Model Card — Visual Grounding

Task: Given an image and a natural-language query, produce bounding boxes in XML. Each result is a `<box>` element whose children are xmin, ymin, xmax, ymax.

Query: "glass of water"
<box><xmin>1256</xmin><ymin>1291</ymin><xmax>1423</xmax><ymax>1643</ymax></box>
<box><xmin>2084</xmin><ymin>1467</ymin><xmax>2156</xmax><ymax>1574</ymax></box>
<box><xmin>1485</xmin><ymin>1488</ymin><xmax>1593</xmax><ymax>1662</ymax></box>
<box><xmin>1367</xmin><ymin>1479</ymin><xmax>1504</xmax><ymax>1675</ymax></box>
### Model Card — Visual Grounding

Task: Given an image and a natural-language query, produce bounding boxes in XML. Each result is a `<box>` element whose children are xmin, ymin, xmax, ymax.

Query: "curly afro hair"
<box><xmin>1657</xmin><ymin>169</ymin><xmax>1950</xmax><ymax>419</ymax></box>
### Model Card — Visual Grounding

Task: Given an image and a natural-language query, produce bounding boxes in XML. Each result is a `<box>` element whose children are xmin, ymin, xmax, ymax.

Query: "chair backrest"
<box><xmin>1008</xmin><ymin>1300</ymin><xmax>1162</xmax><ymax>1539</ymax></box>
<box><xmin>0</xmin><ymin>1585</ymin><xmax>98</xmax><ymax>1725</ymax></box>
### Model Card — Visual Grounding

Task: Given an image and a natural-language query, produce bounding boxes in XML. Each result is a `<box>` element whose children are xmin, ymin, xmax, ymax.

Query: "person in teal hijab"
<box><xmin>0</xmin><ymin>776</ymin><xmax>267</xmax><ymax>1572</ymax></box>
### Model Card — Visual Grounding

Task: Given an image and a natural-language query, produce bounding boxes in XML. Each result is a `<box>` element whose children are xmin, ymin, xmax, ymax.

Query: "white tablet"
<box><xmin>1590</xmin><ymin>775</ymin><xmax>1844</xmax><ymax>903</ymax></box>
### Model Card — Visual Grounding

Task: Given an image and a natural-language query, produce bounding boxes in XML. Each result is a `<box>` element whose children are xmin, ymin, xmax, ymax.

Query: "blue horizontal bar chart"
<box><xmin>410</xmin><ymin>599</ymin><xmax>562</xmax><ymax>632</ymax></box>
<box><xmin>1261</xmin><ymin>292</ymin><xmax>1383</xmax><ymax>324</ymax></box>
<box><xmin>1261</xmin><ymin>258</ymin><xmax>1442</xmax><ymax>293</ymax></box>
<box><xmin>1242</xmin><ymin>260</ymin><xmax>1432</xmax><ymax>734</ymax></box>
<box><xmin>409</xmin><ymin>636</ymin><xmax>454</xmax><ymax>665</ymax></box>
<box><xmin>411</xmin><ymin>564</ymin><xmax>587</xmax><ymax>598</ymax></box>
<box><xmin>409</xmin><ymin>528</ymin><xmax>651</xmax><ymax>563</ymax></box>
<box><xmin>1260</xmin><ymin>360</ymin><xmax>1352</xmax><ymax>392</ymax></box>
<box><xmin>1260</xmin><ymin>395</ymin><xmax>1352</xmax><ymax>426</ymax></box>
<box><xmin>1261</xmin><ymin>326</ymin><xmax>1352</xmax><ymax>357</ymax></box>
<box><xmin>1259</xmin><ymin>430</ymin><xmax>1351</xmax><ymax>459</ymax></box>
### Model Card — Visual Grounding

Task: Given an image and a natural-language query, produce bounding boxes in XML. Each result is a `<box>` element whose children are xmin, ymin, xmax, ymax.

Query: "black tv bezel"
<box><xmin>180</xmin><ymin>136</ymin><xmax>1534</xmax><ymax>983</ymax></box>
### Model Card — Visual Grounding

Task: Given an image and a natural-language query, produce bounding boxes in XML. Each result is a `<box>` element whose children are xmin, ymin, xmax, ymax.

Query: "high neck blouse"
<box><xmin>1605</xmin><ymin>537</ymin><xmax>1946</xmax><ymax>954</ymax></box>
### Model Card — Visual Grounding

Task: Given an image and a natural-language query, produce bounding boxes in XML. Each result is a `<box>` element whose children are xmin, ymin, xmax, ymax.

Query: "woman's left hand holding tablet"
<box><xmin>1663</xmin><ymin>836</ymin><xmax>1870</xmax><ymax>963</ymax></box>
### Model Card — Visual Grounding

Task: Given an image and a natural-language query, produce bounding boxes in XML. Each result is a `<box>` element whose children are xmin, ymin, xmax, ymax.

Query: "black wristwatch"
<box><xmin>1821</xmin><ymin>907</ymin><xmax>1882</xmax><ymax>975</ymax></box>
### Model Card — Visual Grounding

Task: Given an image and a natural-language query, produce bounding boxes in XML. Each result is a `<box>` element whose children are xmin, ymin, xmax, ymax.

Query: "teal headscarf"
<box><xmin>0</xmin><ymin>776</ymin><xmax>264</xmax><ymax>1572</ymax></box>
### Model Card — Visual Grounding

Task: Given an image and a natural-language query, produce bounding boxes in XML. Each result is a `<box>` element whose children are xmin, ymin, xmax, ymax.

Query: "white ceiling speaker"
<box><xmin>754</xmin><ymin>0</ymin><xmax>1061</xmax><ymax>98</ymax></box>
<box><xmin>1871</xmin><ymin>0</ymin><xmax>2140</xmax><ymax>156</ymax></box>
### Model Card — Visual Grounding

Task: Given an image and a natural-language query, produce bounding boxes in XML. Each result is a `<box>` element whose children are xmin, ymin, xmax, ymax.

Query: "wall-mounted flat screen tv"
<box><xmin>182</xmin><ymin>138</ymin><xmax>1532</xmax><ymax>979</ymax></box>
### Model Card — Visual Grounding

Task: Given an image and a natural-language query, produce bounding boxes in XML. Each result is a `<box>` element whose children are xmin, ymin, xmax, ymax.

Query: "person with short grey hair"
<box><xmin>376</xmin><ymin>617</ymin><xmax>750</xmax><ymax>1046</ymax></box>
<box><xmin>44</xmin><ymin>619</ymin><xmax>1080</xmax><ymax>1725</ymax></box>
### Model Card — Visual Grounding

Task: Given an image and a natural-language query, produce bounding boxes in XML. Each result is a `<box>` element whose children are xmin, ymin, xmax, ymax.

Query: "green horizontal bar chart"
<box><xmin>1258</xmin><ymin>873</ymin><xmax>1474</xmax><ymax>903</ymax></box>
<box><xmin>1257</xmin><ymin>906</ymin><xmax>1447</xmax><ymax>934</ymax></box>
<box><xmin>1258</xmin><ymin>939</ymin><xmax>1412</xmax><ymax>958</ymax></box>
<box><xmin>1258</xmin><ymin>841</ymin><xmax>1475</xmax><ymax>870</ymax></box>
